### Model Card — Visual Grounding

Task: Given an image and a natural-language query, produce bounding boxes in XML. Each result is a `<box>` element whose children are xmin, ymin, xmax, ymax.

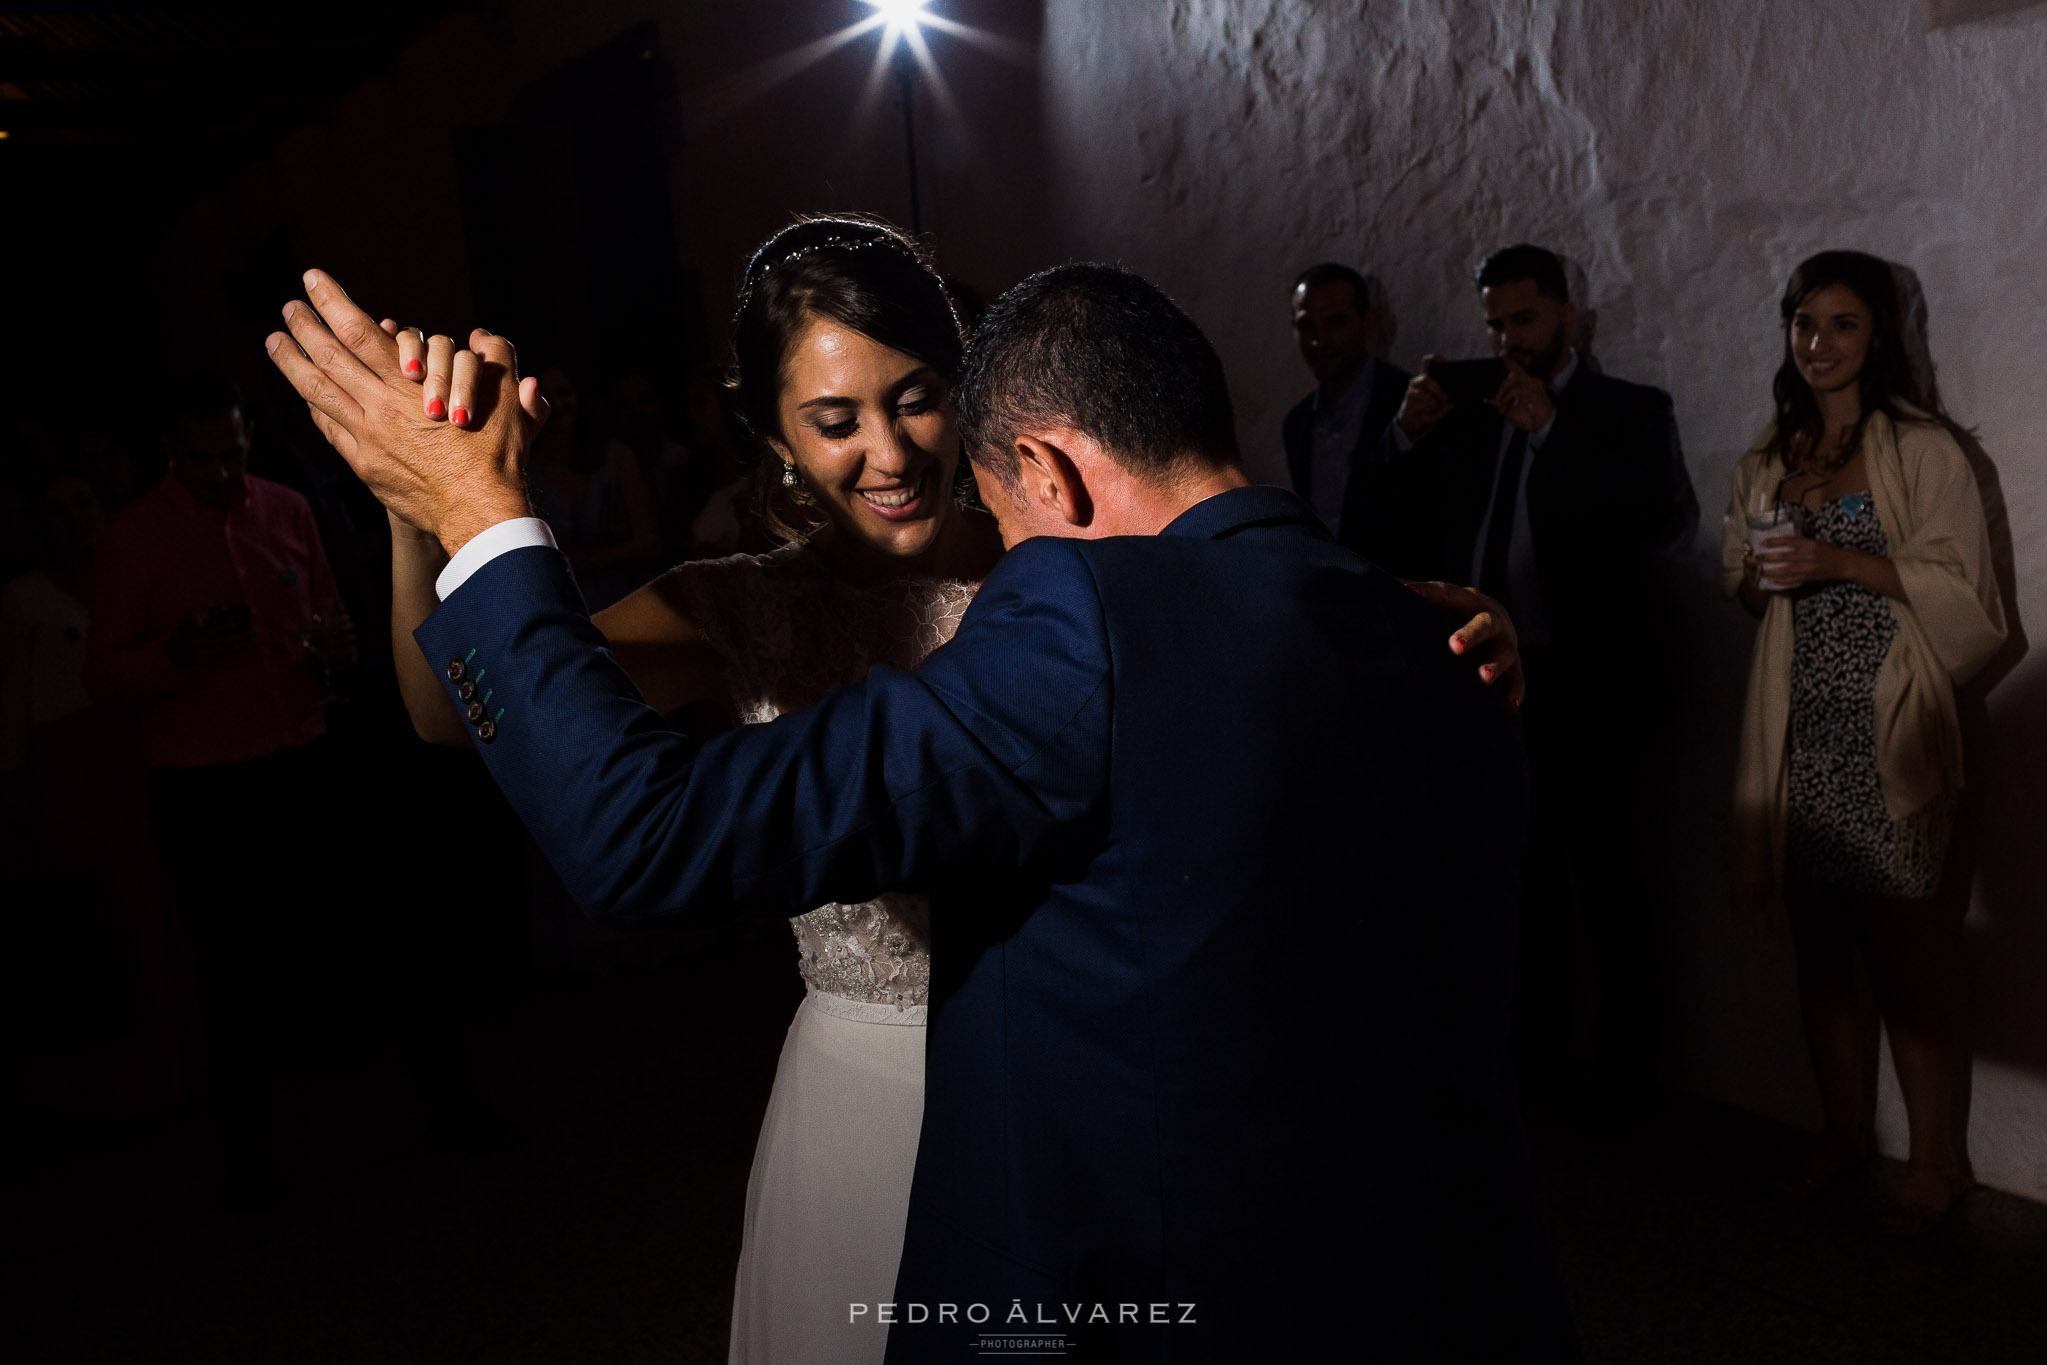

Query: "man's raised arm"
<box><xmin>415</xmin><ymin>538</ymin><xmax>1111</xmax><ymax>923</ymax></box>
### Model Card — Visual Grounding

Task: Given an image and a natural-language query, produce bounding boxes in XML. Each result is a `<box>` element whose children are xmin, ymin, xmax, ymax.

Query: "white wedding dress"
<box><xmin>669</xmin><ymin>542</ymin><xmax>976</xmax><ymax>1365</ymax></box>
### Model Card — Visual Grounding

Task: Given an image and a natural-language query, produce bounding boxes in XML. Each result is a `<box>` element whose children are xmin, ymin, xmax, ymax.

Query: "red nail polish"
<box><xmin>427</xmin><ymin>398</ymin><xmax>446</xmax><ymax>419</ymax></box>
<box><xmin>452</xmin><ymin>407</ymin><xmax>469</xmax><ymax>426</ymax></box>
<box><xmin>406</xmin><ymin>359</ymin><xmax>423</xmax><ymax>375</ymax></box>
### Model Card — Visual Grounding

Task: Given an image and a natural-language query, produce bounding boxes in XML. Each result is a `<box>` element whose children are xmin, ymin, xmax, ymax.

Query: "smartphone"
<box><xmin>1427</xmin><ymin>357</ymin><xmax>1508</xmax><ymax>407</ymax></box>
<box><xmin>203</xmin><ymin>603</ymin><xmax>253</xmax><ymax>633</ymax></box>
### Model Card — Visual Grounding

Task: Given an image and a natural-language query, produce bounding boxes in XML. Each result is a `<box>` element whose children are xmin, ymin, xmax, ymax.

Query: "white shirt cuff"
<box><xmin>1391</xmin><ymin>423</ymin><xmax>1416</xmax><ymax>453</ymax></box>
<box><xmin>435</xmin><ymin>517</ymin><xmax>558</xmax><ymax>600</ymax></box>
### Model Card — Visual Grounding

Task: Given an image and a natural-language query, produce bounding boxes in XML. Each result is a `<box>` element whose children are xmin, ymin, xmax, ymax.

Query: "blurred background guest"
<box><xmin>6</xmin><ymin>474</ymin><xmax>130</xmax><ymax>1071</ymax></box>
<box><xmin>1280</xmin><ymin>263</ymin><xmax>1416</xmax><ymax>572</ymax></box>
<box><xmin>4</xmin><ymin>469</ymin><xmax>193</xmax><ymax>1115</ymax></box>
<box><xmin>77</xmin><ymin>426</ymin><xmax>145</xmax><ymax>517</ymax></box>
<box><xmin>1725</xmin><ymin>250</ymin><xmax>2005</xmax><ymax>1235</ymax></box>
<box><xmin>0</xmin><ymin>474</ymin><xmax>39</xmax><ymax>585</ymax></box>
<box><xmin>82</xmin><ymin>374</ymin><xmax>356</xmax><ymax>1205</ymax></box>
<box><xmin>676</xmin><ymin>362</ymin><xmax>759</xmax><ymax>562</ymax></box>
<box><xmin>2</xmin><ymin>472</ymin><xmax>101</xmax><ymax>778</ymax></box>
<box><xmin>605</xmin><ymin>366</ymin><xmax>703</xmax><ymax>561</ymax></box>
<box><xmin>527</xmin><ymin>362</ymin><xmax>663</xmax><ymax>611</ymax></box>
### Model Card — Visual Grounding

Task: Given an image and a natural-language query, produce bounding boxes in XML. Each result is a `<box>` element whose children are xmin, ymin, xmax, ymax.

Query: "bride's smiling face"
<box><xmin>770</xmin><ymin>314</ymin><xmax>958</xmax><ymax>560</ymax></box>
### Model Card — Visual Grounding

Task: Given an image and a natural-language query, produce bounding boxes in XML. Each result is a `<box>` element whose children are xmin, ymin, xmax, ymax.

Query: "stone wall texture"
<box><xmin>1040</xmin><ymin>0</ymin><xmax>2047</xmax><ymax>1199</ymax></box>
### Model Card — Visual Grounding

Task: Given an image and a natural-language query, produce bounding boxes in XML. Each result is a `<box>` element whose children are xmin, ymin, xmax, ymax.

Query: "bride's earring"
<box><xmin>781</xmin><ymin>462</ymin><xmax>799</xmax><ymax>488</ymax></box>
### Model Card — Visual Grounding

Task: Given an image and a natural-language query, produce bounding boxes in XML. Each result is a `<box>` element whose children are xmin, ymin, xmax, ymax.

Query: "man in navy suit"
<box><xmin>1280</xmin><ymin>263</ymin><xmax>1424</xmax><ymax>574</ymax></box>
<box><xmin>268</xmin><ymin>264</ymin><xmax>1576</xmax><ymax>1361</ymax></box>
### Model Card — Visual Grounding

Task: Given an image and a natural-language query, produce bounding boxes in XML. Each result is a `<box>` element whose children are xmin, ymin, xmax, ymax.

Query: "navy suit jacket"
<box><xmin>418</xmin><ymin>485</ymin><xmax>1574</xmax><ymax>1361</ymax></box>
<box><xmin>1280</xmin><ymin>359</ymin><xmax>1422</xmax><ymax>574</ymax></box>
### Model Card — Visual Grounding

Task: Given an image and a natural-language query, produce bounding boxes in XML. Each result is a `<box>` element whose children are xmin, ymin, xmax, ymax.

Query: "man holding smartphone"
<box><xmin>1385</xmin><ymin>244</ymin><xmax>1699</xmax><ymax>1117</ymax></box>
<box><xmin>85</xmin><ymin>372</ymin><xmax>354</xmax><ymax>1205</ymax></box>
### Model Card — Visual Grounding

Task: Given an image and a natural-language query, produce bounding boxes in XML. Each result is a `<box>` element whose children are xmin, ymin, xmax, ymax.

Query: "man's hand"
<box><xmin>264</xmin><ymin>271</ymin><xmax>546</xmax><ymax>556</ymax></box>
<box><xmin>1396</xmin><ymin>358</ymin><xmax>1454</xmax><ymax>440</ymax></box>
<box><xmin>1488</xmin><ymin>360</ymin><xmax>1554</xmax><ymax>435</ymax></box>
<box><xmin>1405</xmin><ymin>581</ymin><xmax>1526</xmax><ymax>713</ymax></box>
<box><xmin>301</xmin><ymin>610</ymin><xmax>358</xmax><ymax>666</ymax></box>
<box><xmin>167</xmin><ymin>611</ymin><xmax>255</xmax><ymax>670</ymax></box>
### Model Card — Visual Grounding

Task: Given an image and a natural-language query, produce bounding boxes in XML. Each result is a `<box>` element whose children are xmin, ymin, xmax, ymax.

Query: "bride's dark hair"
<box><xmin>729</xmin><ymin>213</ymin><xmax>965</xmax><ymax>540</ymax></box>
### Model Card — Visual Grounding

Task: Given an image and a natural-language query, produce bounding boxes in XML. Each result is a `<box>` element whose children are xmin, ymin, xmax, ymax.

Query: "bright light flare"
<box><xmin>863</xmin><ymin>0</ymin><xmax>933</xmax><ymax>36</ymax></box>
<box><xmin>854</xmin><ymin>0</ymin><xmax>958</xmax><ymax>126</ymax></box>
<box><xmin>862</xmin><ymin>1</ymin><xmax>933</xmax><ymax>66</ymax></box>
<box><xmin>686</xmin><ymin>0</ymin><xmax>1028</xmax><ymax>135</ymax></box>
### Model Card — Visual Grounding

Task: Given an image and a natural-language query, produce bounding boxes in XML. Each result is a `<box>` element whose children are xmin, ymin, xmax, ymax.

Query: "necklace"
<box><xmin>1805</xmin><ymin>420</ymin><xmax>1859</xmax><ymax>473</ymax></box>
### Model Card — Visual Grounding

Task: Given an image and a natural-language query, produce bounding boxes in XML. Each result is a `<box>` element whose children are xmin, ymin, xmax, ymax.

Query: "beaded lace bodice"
<box><xmin>668</xmin><ymin>542</ymin><xmax>977</xmax><ymax>1010</ymax></box>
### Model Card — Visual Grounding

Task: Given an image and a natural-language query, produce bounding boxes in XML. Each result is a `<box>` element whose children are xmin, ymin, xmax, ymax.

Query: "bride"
<box><xmin>383</xmin><ymin>214</ymin><xmax>1521</xmax><ymax>1362</ymax></box>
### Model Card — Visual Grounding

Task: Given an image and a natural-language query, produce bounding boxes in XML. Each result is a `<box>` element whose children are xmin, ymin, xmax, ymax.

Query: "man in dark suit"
<box><xmin>1280</xmin><ymin>264</ymin><xmax>1423</xmax><ymax>574</ymax></box>
<box><xmin>267</xmin><ymin>264</ymin><xmax>1576</xmax><ymax>1362</ymax></box>
<box><xmin>1389</xmin><ymin>243</ymin><xmax>1699</xmax><ymax>1111</ymax></box>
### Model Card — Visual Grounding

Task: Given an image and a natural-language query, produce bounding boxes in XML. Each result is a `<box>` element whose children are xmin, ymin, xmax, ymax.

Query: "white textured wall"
<box><xmin>1040</xmin><ymin>0</ymin><xmax>2047</xmax><ymax>1199</ymax></box>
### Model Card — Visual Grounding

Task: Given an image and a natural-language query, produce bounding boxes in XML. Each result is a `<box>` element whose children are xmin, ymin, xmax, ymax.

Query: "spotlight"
<box><xmin>695</xmin><ymin>1</ymin><xmax>1024</xmax><ymax>234</ymax></box>
<box><xmin>864</xmin><ymin>0</ymin><xmax>932</xmax><ymax>34</ymax></box>
<box><xmin>862</xmin><ymin>0</ymin><xmax>938</xmax><ymax>234</ymax></box>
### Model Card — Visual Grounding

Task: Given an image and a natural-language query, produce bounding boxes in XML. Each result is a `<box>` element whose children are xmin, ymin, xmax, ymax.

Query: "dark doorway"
<box><xmin>454</xmin><ymin>20</ymin><xmax>702</xmax><ymax>380</ymax></box>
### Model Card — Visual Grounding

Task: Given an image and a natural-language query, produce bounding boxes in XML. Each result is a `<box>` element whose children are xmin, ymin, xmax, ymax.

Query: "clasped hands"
<box><xmin>265</xmin><ymin>270</ymin><xmax>546</xmax><ymax>555</ymax></box>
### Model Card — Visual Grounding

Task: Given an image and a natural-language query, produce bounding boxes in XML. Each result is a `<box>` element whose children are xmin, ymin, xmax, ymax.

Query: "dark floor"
<box><xmin>11</xmin><ymin>927</ymin><xmax>2046</xmax><ymax>1364</ymax></box>
<box><xmin>1530</xmin><ymin>1101</ymin><xmax>2047</xmax><ymax>1363</ymax></box>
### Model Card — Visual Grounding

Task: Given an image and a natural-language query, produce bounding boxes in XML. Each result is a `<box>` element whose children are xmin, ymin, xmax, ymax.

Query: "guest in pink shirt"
<box><xmin>83</xmin><ymin>373</ymin><xmax>355</xmax><ymax>1205</ymax></box>
<box><xmin>84</xmin><ymin>388</ymin><xmax>351</xmax><ymax>768</ymax></box>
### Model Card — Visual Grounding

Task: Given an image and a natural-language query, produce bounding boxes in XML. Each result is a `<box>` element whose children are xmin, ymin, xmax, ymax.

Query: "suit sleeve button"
<box><xmin>466</xmin><ymin>702</ymin><xmax>485</xmax><ymax>723</ymax></box>
<box><xmin>476</xmin><ymin>719</ymin><xmax>497</xmax><ymax>743</ymax></box>
<box><xmin>447</xmin><ymin>659</ymin><xmax>467</xmax><ymax>682</ymax></box>
<box><xmin>459</xmin><ymin>681</ymin><xmax>477</xmax><ymax>701</ymax></box>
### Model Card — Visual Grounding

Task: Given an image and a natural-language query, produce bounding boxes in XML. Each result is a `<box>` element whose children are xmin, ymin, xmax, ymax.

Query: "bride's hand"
<box><xmin>1404</xmin><ymin>580</ymin><xmax>1525</xmax><ymax>714</ymax></box>
<box><xmin>380</xmin><ymin>318</ymin><xmax>551</xmax><ymax>435</ymax></box>
<box><xmin>380</xmin><ymin>317</ymin><xmax>461</xmax><ymax>427</ymax></box>
<box><xmin>373</xmin><ymin>320</ymin><xmax>448</xmax><ymax>541</ymax></box>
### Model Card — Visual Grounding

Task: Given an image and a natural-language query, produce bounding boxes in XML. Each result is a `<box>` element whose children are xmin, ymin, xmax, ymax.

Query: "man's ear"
<box><xmin>1014</xmin><ymin>434</ymin><xmax>1092</xmax><ymax>530</ymax></box>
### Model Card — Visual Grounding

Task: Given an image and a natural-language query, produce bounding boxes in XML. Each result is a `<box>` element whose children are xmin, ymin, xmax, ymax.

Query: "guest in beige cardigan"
<box><xmin>1723</xmin><ymin>251</ymin><xmax>2005</xmax><ymax>1235</ymax></box>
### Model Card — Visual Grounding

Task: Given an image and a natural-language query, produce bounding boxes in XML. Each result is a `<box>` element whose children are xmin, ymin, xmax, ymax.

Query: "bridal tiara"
<box><xmin>735</xmin><ymin>232</ymin><xmax>918</xmax><ymax>315</ymax></box>
<box><xmin>767</xmin><ymin>234</ymin><xmax>894</xmax><ymax>271</ymax></box>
